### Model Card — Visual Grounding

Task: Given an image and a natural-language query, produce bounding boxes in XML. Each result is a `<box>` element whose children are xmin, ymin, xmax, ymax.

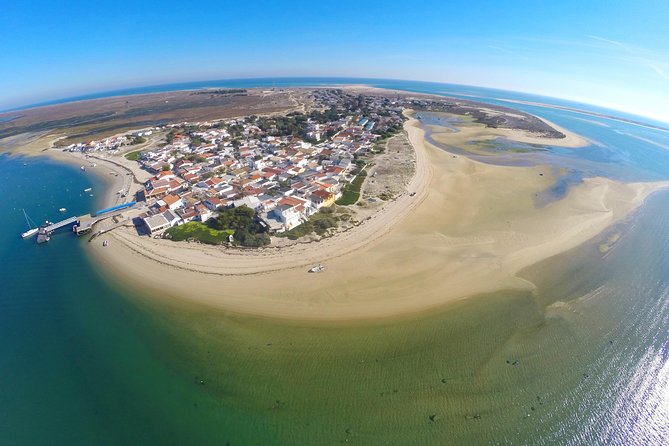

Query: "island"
<box><xmin>2</xmin><ymin>86</ymin><xmax>668</xmax><ymax>321</ymax></box>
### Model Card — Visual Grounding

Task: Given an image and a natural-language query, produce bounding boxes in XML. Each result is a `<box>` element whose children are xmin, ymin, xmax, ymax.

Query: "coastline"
<box><xmin>83</xmin><ymin>114</ymin><xmax>669</xmax><ymax>321</ymax></box>
<box><xmin>43</xmin><ymin>149</ymin><xmax>147</xmax><ymax>210</ymax></box>
<box><xmin>3</xmin><ymin>87</ymin><xmax>665</xmax><ymax>321</ymax></box>
<box><xmin>0</xmin><ymin>133</ymin><xmax>146</xmax><ymax>211</ymax></box>
<box><xmin>88</xmin><ymin>113</ymin><xmax>432</xmax><ymax>274</ymax></box>
<box><xmin>338</xmin><ymin>86</ymin><xmax>590</xmax><ymax>148</ymax></box>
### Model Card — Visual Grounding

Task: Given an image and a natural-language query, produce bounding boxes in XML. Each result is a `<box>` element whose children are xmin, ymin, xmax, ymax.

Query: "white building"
<box><xmin>143</xmin><ymin>214</ymin><xmax>171</xmax><ymax>235</ymax></box>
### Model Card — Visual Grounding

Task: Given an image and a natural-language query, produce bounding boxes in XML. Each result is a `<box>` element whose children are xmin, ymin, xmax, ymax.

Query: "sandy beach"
<box><xmin>84</xmin><ymin>114</ymin><xmax>669</xmax><ymax>321</ymax></box>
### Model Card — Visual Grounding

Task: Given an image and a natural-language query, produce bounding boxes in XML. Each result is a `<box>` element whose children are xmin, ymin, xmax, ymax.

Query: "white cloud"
<box><xmin>586</xmin><ymin>35</ymin><xmax>669</xmax><ymax>82</ymax></box>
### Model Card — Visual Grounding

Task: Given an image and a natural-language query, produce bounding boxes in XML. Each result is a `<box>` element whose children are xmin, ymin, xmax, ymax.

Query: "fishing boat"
<box><xmin>308</xmin><ymin>264</ymin><xmax>326</xmax><ymax>273</ymax></box>
<box><xmin>21</xmin><ymin>209</ymin><xmax>38</xmax><ymax>238</ymax></box>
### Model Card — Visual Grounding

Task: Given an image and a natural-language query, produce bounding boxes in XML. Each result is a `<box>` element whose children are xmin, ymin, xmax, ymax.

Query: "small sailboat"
<box><xmin>59</xmin><ymin>207</ymin><xmax>66</xmax><ymax>212</ymax></box>
<box><xmin>21</xmin><ymin>228</ymin><xmax>38</xmax><ymax>238</ymax></box>
<box><xmin>21</xmin><ymin>209</ymin><xmax>39</xmax><ymax>238</ymax></box>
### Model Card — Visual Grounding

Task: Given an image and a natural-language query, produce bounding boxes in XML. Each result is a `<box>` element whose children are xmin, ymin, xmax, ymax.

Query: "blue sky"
<box><xmin>1</xmin><ymin>0</ymin><xmax>668</xmax><ymax>122</ymax></box>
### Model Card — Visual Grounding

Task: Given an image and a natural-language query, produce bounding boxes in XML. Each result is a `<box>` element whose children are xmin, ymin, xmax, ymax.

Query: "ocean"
<box><xmin>0</xmin><ymin>79</ymin><xmax>668</xmax><ymax>445</ymax></box>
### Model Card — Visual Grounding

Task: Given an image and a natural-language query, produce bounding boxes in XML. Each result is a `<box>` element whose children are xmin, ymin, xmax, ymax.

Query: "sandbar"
<box><xmin>426</xmin><ymin>112</ymin><xmax>589</xmax><ymax>149</ymax></box>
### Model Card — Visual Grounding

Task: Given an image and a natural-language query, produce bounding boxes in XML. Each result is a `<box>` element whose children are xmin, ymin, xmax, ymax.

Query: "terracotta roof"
<box><xmin>278</xmin><ymin>196</ymin><xmax>307</xmax><ymax>208</ymax></box>
<box><xmin>163</xmin><ymin>194</ymin><xmax>180</xmax><ymax>206</ymax></box>
<box><xmin>312</xmin><ymin>189</ymin><xmax>332</xmax><ymax>200</ymax></box>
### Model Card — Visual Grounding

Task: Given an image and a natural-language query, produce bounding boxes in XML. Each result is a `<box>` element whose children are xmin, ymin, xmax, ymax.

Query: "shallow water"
<box><xmin>1</xmin><ymin>81</ymin><xmax>668</xmax><ymax>445</ymax></box>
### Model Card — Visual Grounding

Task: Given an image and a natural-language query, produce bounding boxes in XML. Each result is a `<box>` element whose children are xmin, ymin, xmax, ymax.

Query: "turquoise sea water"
<box><xmin>1</xmin><ymin>79</ymin><xmax>668</xmax><ymax>445</ymax></box>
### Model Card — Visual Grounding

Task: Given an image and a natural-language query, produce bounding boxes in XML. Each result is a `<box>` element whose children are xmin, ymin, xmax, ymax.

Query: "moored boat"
<box><xmin>21</xmin><ymin>228</ymin><xmax>39</xmax><ymax>238</ymax></box>
<box><xmin>21</xmin><ymin>209</ymin><xmax>38</xmax><ymax>239</ymax></box>
<box><xmin>308</xmin><ymin>264</ymin><xmax>326</xmax><ymax>273</ymax></box>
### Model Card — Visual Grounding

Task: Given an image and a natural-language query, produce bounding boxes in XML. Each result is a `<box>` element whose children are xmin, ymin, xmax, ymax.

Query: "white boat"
<box><xmin>308</xmin><ymin>264</ymin><xmax>326</xmax><ymax>273</ymax></box>
<box><xmin>84</xmin><ymin>187</ymin><xmax>92</xmax><ymax>192</ymax></box>
<box><xmin>22</xmin><ymin>228</ymin><xmax>39</xmax><ymax>238</ymax></box>
<box><xmin>80</xmin><ymin>166</ymin><xmax>86</xmax><ymax>171</ymax></box>
<box><xmin>59</xmin><ymin>208</ymin><xmax>66</xmax><ymax>212</ymax></box>
<box><xmin>21</xmin><ymin>209</ymin><xmax>38</xmax><ymax>238</ymax></box>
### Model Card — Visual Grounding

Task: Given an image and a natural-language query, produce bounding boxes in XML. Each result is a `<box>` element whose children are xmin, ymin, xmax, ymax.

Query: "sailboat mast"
<box><xmin>23</xmin><ymin>209</ymin><xmax>36</xmax><ymax>229</ymax></box>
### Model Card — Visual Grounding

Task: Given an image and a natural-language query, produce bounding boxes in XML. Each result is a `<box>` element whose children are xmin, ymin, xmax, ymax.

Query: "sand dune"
<box><xmin>88</xmin><ymin>115</ymin><xmax>669</xmax><ymax>320</ymax></box>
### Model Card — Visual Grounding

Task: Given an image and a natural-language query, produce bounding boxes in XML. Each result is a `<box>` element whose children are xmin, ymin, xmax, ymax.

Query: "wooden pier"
<box><xmin>45</xmin><ymin>216</ymin><xmax>80</xmax><ymax>232</ymax></box>
<box><xmin>22</xmin><ymin>202</ymin><xmax>141</xmax><ymax>242</ymax></box>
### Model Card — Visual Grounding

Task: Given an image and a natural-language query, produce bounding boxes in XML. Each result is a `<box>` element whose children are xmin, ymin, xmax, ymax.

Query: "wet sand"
<box><xmin>85</xmin><ymin>114</ymin><xmax>669</xmax><ymax>320</ymax></box>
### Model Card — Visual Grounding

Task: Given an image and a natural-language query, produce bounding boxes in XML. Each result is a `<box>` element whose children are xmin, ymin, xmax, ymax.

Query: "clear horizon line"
<box><xmin>1</xmin><ymin>75</ymin><xmax>668</xmax><ymax>128</ymax></box>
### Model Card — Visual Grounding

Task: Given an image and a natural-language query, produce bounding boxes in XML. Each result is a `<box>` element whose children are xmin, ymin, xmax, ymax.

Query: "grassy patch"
<box><xmin>125</xmin><ymin>150</ymin><xmax>142</xmax><ymax>161</ymax></box>
<box><xmin>165</xmin><ymin>221</ymin><xmax>233</xmax><ymax>245</ymax></box>
<box><xmin>336</xmin><ymin>169</ymin><xmax>367</xmax><ymax>205</ymax></box>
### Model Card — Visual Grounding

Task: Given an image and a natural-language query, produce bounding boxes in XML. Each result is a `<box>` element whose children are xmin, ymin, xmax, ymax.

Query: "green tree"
<box><xmin>207</xmin><ymin>206</ymin><xmax>269</xmax><ymax>247</ymax></box>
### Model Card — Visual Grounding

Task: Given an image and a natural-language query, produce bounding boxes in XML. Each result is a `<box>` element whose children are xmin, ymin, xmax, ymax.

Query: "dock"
<box><xmin>45</xmin><ymin>216</ymin><xmax>79</xmax><ymax>232</ymax></box>
<box><xmin>75</xmin><ymin>212</ymin><xmax>127</xmax><ymax>235</ymax></box>
<box><xmin>22</xmin><ymin>201</ymin><xmax>142</xmax><ymax>242</ymax></box>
